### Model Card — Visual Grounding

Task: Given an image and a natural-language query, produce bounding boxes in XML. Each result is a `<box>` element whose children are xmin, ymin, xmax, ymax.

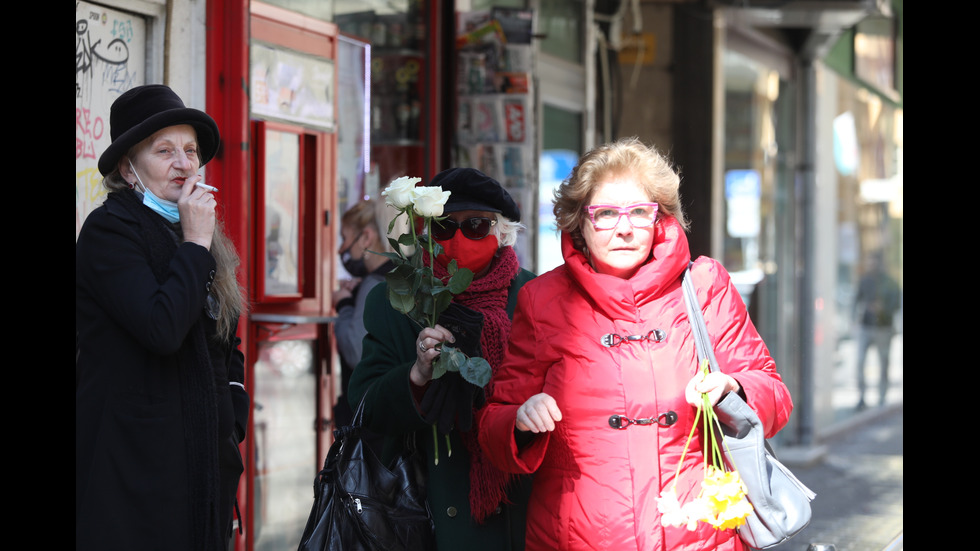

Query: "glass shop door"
<box><xmin>248</xmin><ymin>320</ymin><xmax>332</xmax><ymax>551</ymax></box>
<box><xmin>245</xmin><ymin>116</ymin><xmax>338</xmax><ymax>551</ymax></box>
<box><xmin>244</xmin><ymin>5</ymin><xmax>341</xmax><ymax>548</ymax></box>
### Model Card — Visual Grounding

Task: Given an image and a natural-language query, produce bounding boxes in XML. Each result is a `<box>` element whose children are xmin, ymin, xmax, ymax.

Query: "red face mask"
<box><xmin>436</xmin><ymin>234</ymin><xmax>499</xmax><ymax>274</ymax></box>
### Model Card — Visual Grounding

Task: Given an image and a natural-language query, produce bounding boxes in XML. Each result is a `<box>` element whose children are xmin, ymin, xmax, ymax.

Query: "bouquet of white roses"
<box><xmin>377</xmin><ymin>176</ymin><xmax>493</xmax><ymax>460</ymax></box>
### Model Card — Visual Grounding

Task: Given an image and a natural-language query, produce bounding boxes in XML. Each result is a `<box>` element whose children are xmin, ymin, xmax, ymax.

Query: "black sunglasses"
<box><xmin>432</xmin><ymin>216</ymin><xmax>497</xmax><ymax>241</ymax></box>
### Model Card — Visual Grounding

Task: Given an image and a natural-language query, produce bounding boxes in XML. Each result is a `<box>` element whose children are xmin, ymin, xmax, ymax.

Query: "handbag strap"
<box><xmin>684</xmin><ymin>262</ymin><xmax>795</xmax><ymax>462</ymax></box>
<box><xmin>682</xmin><ymin>262</ymin><xmax>721</xmax><ymax>374</ymax></box>
<box><xmin>351</xmin><ymin>387</ymin><xmax>369</xmax><ymax>428</ymax></box>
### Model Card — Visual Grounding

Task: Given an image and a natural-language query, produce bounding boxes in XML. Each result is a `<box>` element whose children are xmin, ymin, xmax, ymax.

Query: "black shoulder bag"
<box><xmin>297</xmin><ymin>386</ymin><xmax>435</xmax><ymax>551</ymax></box>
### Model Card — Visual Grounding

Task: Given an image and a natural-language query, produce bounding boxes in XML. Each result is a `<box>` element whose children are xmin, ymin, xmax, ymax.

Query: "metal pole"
<box><xmin>796</xmin><ymin>55</ymin><xmax>817</xmax><ymax>447</ymax></box>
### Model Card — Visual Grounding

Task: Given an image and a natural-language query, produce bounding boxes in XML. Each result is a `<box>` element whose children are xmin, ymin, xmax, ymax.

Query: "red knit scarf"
<box><xmin>432</xmin><ymin>246</ymin><xmax>519</xmax><ymax>523</ymax></box>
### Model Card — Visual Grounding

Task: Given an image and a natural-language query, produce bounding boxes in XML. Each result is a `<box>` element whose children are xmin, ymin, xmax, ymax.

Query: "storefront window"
<box><xmin>335</xmin><ymin>0</ymin><xmax>430</xmax><ymax>188</ymax></box>
<box><xmin>538</xmin><ymin>0</ymin><xmax>584</xmax><ymax>64</ymax></box>
<box><xmin>831</xmin><ymin>79</ymin><xmax>903</xmax><ymax>419</ymax></box>
<box><xmin>251</xmin><ymin>329</ymin><xmax>318</xmax><ymax>551</ymax></box>
<box><xmin>721</xmin><ymin>51</ymin><xmax>779</xmax><ymax>278</ymax></box>
<box><xmin>260</xmin><ymin>0</ymin><xmax>334</xmax><ymax>21</ymax></box>
<box><xmin>720</xmin><ymin>49</ymin><xmax>794</xmax><ymax>377</ymax></box>
<box><xmin>538</xmin><ymin>104</ymin><xmax>582</xmax><ymax>274</ymax></box>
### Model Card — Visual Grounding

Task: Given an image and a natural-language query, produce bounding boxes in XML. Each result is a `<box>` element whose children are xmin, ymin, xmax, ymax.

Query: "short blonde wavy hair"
<box><xmin>552</xmin><ymin>137</ymin><xmax>688</xmax><ymax>252</ymax></box>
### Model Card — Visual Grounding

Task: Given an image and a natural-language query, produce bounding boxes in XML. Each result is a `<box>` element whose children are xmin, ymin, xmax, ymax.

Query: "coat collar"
<box><xmin>561</xmin><ymin>216</ymin><xmax>691</xmax><ymax>320</ymax></box>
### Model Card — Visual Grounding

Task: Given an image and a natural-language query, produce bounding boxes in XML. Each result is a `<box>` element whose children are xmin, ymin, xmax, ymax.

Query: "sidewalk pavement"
<box><xmin>770</xmin><ymin>402</ymin><xmax>904</xmax><ymax>551</ymax></box>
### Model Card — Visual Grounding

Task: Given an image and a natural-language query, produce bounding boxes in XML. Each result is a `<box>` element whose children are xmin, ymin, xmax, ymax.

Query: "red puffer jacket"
<box><xmin>478</xmin><ymin>217</ymin><xmax>792</xmax><ymax>551</ymax></box>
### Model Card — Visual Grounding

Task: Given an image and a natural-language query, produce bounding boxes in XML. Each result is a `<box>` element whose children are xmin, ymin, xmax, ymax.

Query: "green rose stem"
<box><xmin>420</xmin><ymin>213</ymin><xmax>452</xmax><ymax>463</ymax></box>
<box><xmin>423</xmin><ymin>215</ymin><xmax>436</xmax><ymax>329</ymax></box>
<box><xmin>431</xmin><ymin>424</ymin><xmax>453</xmax><ymax>465</ymax></box>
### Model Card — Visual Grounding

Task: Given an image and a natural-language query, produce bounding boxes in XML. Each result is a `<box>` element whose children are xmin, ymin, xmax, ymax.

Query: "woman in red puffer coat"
<box><xmin>478</xmin><ymin>137</ymin><xmax>793</xmax><ymax>551</ymax></box>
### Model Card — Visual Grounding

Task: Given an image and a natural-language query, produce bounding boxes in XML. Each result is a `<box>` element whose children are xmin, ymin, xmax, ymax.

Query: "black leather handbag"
<box><xmin>297</xmin><ymin>388</ymin><xmax>435</xmax><ymax>551</ymax></box>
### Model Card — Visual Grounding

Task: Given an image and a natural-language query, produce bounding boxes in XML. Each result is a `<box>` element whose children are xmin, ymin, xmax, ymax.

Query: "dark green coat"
<box><xmin>349</xmin><ymin>267</ymin><xmax>536</xmax><ymax>551</ymax></box>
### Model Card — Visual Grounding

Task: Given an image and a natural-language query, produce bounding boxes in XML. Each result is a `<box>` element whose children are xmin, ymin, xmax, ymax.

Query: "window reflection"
<box><xmin>832</xmin><ymin>79</ymin><xmax>903</xmax><ymax>421</ymax></box>
<box><xmin>538</xmin><ymin>0</ymin><xmax>584</xmax><ymax>63</ymax></box>
<box><xmin>252</xmin><ymin>335</ymin><xmax>316</xmax><ymax>551</ymax></box>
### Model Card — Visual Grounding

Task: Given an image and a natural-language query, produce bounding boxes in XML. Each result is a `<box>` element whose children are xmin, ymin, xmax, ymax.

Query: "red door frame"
<box><xmin>206</xmin><ymin>2</ymin><xmax>339</xmax><ymax>550</ymax></box>
<box><xmin>205</xmin><ymin>2</ymin><xmax>250</xmax><ymax>547</ymax></box>
<box><xmin>205</xmin><ymin>1</ymin><xmax>453</xmax><ymax>549</ymax></box>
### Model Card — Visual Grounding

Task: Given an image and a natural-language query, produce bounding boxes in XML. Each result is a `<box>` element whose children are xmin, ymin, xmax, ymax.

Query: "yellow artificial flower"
<box><xmin>658</xmin><ymin>360</ymin><xmax>754</xmax><ymax>532</ymax></box>
<box><xmin>656</xmin><ymin>489</ymin><xmax>688</xmax><ymax>529</ymax></box>
<box><xmin>713</xmin><ymin>497</ymin><xmax>754</xmax><ymax>530</ymax></box>
<box><xmin>681</xmin><ymin>497</ymin><xmax>713</xmax><ymax>531</ymax></box>
<box><xmin>703</xmin><ymin>466</ymin><xmax>747</xmax><ymax>504</ymax></box>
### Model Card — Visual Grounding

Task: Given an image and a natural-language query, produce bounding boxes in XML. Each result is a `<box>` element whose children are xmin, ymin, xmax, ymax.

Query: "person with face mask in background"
<box><xmin>331</xmin><ymin>199</ymin><xmax>393</xmax><ymax>456</ymax></box>
<box><xmin>76</xmin><ymin>85</ymin><xmax>249</xmax><ymax>550</ymax></box>
<box><xmin>348</xmin><ymin>168</ymin><xmax>537</xmax><ymax>551</ymax></box>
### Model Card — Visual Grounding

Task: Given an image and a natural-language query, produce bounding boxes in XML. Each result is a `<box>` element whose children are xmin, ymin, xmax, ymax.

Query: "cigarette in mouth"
<box><xmin>195</xmin><ymin>182</ymin><xmax>219</xmax><ymax>192</ymax></box>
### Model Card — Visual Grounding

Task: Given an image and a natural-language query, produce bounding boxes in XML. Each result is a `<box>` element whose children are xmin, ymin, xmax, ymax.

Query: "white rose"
<box><xmin>412</xmin><ymin>186</ymin><xmax>451</xmax><ymax>218</ymax></box>
<box><xmin>382</xmin><ymin>176</ymin><xmax>422</xmax><ymax>209</ymax></box>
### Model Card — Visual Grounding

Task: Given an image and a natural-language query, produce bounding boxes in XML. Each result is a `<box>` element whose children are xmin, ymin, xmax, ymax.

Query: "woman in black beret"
<box><xmin>76</xmin><ymin>85</ymin><xmax>248</xmax><ymax>551</ymax></box>
<box><xmin>348</xmin><ymin>168</ymin><xmax>536</xmax><ymax>551</ymax></box>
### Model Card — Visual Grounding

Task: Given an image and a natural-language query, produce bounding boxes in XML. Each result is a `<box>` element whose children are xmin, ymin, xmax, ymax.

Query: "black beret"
<box><xmin>429</xmin><ymin>168</ymin><xmax>520</xmax><ymax>222</ymax></box>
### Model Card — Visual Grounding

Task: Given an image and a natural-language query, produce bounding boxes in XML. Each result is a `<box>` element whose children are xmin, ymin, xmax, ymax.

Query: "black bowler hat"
<box><xmin>97</xmin><ymin>84</ymin><xmax>221</xmax><ymax>176</ymax></box>
<box><xmin>430</xmin><ymin>168</ymin><xmax>521</xmax><ymax>223</ymax></box>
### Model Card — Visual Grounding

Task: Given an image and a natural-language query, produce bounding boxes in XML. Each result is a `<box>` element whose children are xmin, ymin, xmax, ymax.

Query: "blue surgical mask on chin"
<box><xmin>130</xmin><ymin>160</ymin><xmax>180</xmax><ymax>223</ymax></box>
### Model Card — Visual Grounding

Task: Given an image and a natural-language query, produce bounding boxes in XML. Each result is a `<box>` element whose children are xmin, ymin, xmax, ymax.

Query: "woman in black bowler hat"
<box><xmin>76</xmin><ymin>84</ymin><xmax>249</xmax><ymax>551</ymax></box>
<box><xmin>348</xmin><ymin>168</ymin><xmax>537</xmax><ymax>550</ymax></box>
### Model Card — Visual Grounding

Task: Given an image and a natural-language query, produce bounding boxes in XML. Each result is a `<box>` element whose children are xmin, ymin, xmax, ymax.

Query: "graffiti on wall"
<box><xmin>75</xmin><ymin>1</ymin><xmax>145</xmax><ymax>238</ymax></box>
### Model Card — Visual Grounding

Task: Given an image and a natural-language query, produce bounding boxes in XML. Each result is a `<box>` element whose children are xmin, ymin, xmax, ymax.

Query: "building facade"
<box><xmin>76</xmin><ymin>1</ymin><xmax>902</xmax><ymax>549</ymax></box>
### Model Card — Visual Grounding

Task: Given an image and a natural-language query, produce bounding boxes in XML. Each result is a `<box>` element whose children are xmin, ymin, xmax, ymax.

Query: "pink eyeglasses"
<box><xmin>585</xmin><ymin>203</ymin><xmax>659</xmax><ymax>230</ymax></box>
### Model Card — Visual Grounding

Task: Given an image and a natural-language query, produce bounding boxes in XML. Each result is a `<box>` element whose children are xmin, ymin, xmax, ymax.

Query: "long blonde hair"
<box><xmin>206</xmin><ymin>221</ymin><xmax>247</xmax><ymax>342</ymax></box>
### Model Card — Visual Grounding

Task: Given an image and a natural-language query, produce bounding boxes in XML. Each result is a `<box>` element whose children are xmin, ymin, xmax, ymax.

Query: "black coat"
<box><xmin>348</xmin><ymin>266</ymin><xmax>536</xmax><ymax>551</ymax></box>
<box><xmin>76</xmin><ymin>191</ymin><xmax>248</xmax><ymax>550</ymax></box>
